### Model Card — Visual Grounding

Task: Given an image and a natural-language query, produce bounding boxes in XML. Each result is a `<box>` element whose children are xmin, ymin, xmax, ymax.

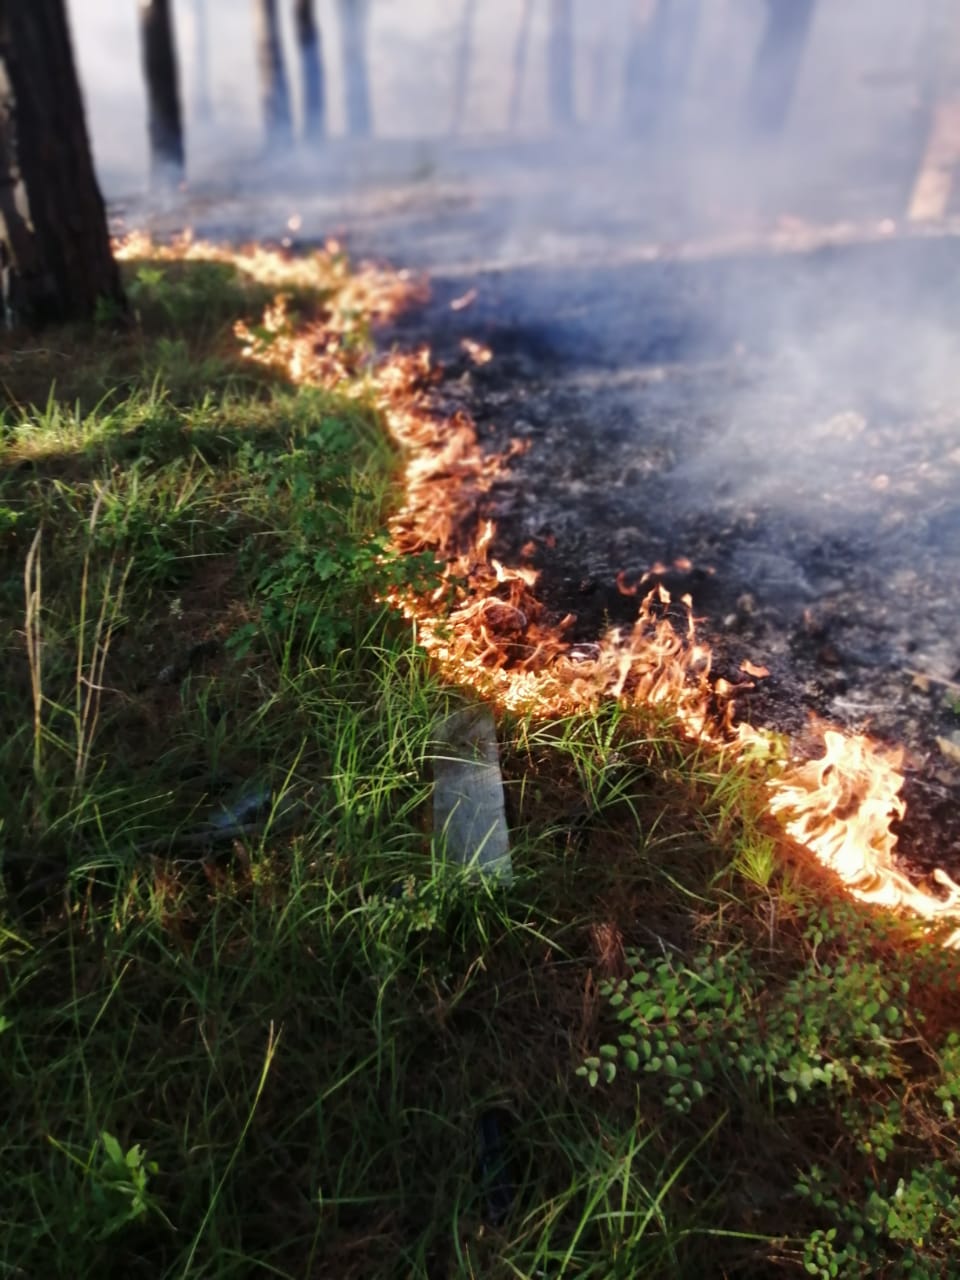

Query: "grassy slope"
<box><xmin>2</xmin><ymin>251</ymin><xmax>960</xmax><ymax>1279</ymax></box>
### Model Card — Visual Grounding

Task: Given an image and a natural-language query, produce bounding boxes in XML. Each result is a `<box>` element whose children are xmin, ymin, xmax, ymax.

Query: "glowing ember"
<box><xmin>460</xmin><ymin>337</ymin><xmax>493</xmax><ymax>366</ymax></box>
<box><xmin>115</xmin><ymin>233</ymin><xmax>960</xmax><ymax>946</ymax></box>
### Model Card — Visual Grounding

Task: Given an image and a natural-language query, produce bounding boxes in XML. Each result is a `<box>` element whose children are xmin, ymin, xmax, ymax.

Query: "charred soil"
<box><xmin>384</xmin><ymin>232</ymin><xmax>960</xmax><ymax>881</ymax></box>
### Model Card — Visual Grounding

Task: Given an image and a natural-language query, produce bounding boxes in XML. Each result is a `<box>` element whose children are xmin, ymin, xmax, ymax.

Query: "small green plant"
<box><xmin>579</xmin><ymin>910</ymin><xmax>906</xmax><ymax>1112</ymax></box>
<box><xmin>934</xmin><ymin>1032</ymin><xmax>960</xmax><ymax>1119</ymax></box>
<box><xmin>0</xmin><ymin>503</ymin><xmax>21</xmax><ymax>532</ymax></box>
<box><xmin>47</xmin><ymin>1130</ymin><xmax>168</xmax><ymax>1241</ymax></box>
<box><xmin>797</xmin><ymin>1161</ymin><xmax>960</xmax><ymax>1278</ymax></box>
<box><xmin>229</xmin><ymin>422</ymin><xmax>440</xmax><ymax>657</ymax></box>
<box><xmin>128</xmin><ymin>261</ymin><xmax>264</xmax><ymax>336</ymax></box>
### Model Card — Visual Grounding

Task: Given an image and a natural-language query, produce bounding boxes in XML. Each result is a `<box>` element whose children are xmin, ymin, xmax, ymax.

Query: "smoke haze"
<box><xmin>65</xmin><ymin>1</ymin><xmax>960</xmax><ymax>708</ymax></box>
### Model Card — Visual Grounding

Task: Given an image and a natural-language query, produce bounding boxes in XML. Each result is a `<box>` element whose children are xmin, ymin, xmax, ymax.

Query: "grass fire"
<box><xmin>7</xmin><ymin>2</ymin><xmax>960</xmax><ymax>1277</ymax></box>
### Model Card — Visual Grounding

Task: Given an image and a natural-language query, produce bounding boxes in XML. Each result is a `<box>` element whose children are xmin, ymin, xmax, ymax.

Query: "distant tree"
<box><xmin>548</xmin><ymin>0</ymin><xmax>575</xmax><ymax>129</ymax></box>
<box><xmin>0</xmin><ymin>0</ymin><xmax>125</xmax><ymax>326</ymax></box>
<box><xmin>622</xmin><ymin>1</ymin><xmax>669</xmax><ymax>133</ymax></box>
<box><xmin>507</xmin><ymin>0</ymin><xmax>534</xmax><ymax>131</ymax></box>
<box><xmin>450</xmin><ymin>0</ymin><xmax>476</xmax><ymax>136</ymax></box>
<box><xmin>190</xmin><ymin>0</ymin><xmax>213</xmax><ymax>124</ymax></box>
<box><xmin>138</xmin><ymin>0</ymin><xmax>186</xmax><ymax>186</ymax></box>
<box><xmin>744</xmin><ymin>0</ymin><xmax>817</xmax><ymax>135</ymax></box>
<box><xmin>336</xmin><ymin>0</ymin><xmax>372</xmax><ymax>137</ymax></box>
<box><xmin>622</xmin><ymin>0</ymin><xmax>701</xmax><ymax>135</ymax></box>
<box><xmin>294</xmin><ymin>0</ymin><xmax>325</xmax><ymax>142</ymax></box>
<box><xmin>254</xmin><ymin>0</ymin><xmax>294</xmax><ymax>148</ymax></box>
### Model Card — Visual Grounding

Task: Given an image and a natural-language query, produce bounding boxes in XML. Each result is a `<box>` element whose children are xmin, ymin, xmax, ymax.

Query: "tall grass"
<box><xmin>1</xmin><ymin>251</ymin><xmax>960</xmax><ymax>1278</ymax></box>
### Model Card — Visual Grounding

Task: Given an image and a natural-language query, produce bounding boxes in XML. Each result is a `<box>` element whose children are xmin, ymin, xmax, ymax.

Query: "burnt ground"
<box><xmin>170</xmin><ymin>137</ymin><xmax>960</xmax><ymax>879</ymax></box>
<box><xmin>380</xmin><ymin>230</ymin><xmax>960</xmax><ymax>880</ymax></box>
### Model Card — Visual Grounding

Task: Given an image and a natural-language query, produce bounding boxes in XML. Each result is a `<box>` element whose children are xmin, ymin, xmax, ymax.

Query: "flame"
<box><xmin>115</xmin><ymin>232</ymin><xmax>960</xmax><ymax>945</ymax></box>
<box><xmin>769</xmin><ymin>731</ymin><xmax>960</xmax><ymax>938</ymax></box>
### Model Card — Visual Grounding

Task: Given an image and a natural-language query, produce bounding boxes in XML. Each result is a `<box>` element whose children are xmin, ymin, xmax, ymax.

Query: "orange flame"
<box><xmin>769</xmin><ymin>732</ymin><xmax>960</xmax><ymax>929</ymax></box>
<box><xmin>116</xmin><ymin>232</ymin><xmax>960</xmax><ymax>946</ymax></box>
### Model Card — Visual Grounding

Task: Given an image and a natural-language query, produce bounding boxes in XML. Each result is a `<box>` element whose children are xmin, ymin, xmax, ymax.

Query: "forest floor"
<box><xmin>3</xmin><ymin>240</ymin><xmax>960</xmax><ymax>1278</ymax></box>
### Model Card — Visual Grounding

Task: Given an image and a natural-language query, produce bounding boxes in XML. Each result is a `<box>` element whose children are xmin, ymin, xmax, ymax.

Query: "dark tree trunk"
<box><xmin>138</xmin><ymin>0</ymin><xmax>185</xmax><ymax>186</ymax></box>
<box><xmin>548</xmin><ymin>0</ymin><xmax>575</xmax><ymax>129</ymax></box>
<box><xmin>190</xmin><ymin>0</ymin><xmax>213</xmax><ymax>124</ymax></box>
<box><xmin>337</xmin><ymin>0</ymin><xmax>372</xmax><ymax>137</ymax></box>
<box><xmin>254</xmin><ymin>0</ymin><xmax>294</xmax><ymax>148</ymax></box>
<box><xmin>744</xmin><ymin>0</ymin><xmax>817</xmax><ymax>135</ymax></box>
<box><xmin>623</xmin><ymin>0</ymin><xmax>701</xmax><ymax>135</ymax></box>
<box><xmin>294</xmin><ymin>0</ymin><xmax>325</xmax><ymax>142</ymax></box>
<box><xmin>0</xmin><ymin>0</ymin><xmax>124</xmax><ymax>326</ymax></box>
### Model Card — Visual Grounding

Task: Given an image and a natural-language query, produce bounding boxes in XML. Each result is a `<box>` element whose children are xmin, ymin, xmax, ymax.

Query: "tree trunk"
<box><xmin>138</xmin><ymin>0</ymin><xmax>185</xmax><ymax>186</ymax></box>
<box><xmin>507</xmin><ymin>0</ymin><xmax>534</xmax><ymax>131</ymax></box>
<box><xmin>294</xmin><ymin>0</ymin><xmax>325</xmax><ymax>142</ymax></box>
<box><xmin>254</xmin><ymin>0</ymin><xmax>293</xmax><ymax>148</ymax></box>
<box><xmin>450</xmin><ymin>0</ymin><xmax>476</xmax><ymax>136</ymax></box>
<box><xmin>547</xmin><ymin>0</ymin><xmax>575</xmax><ymax>130</ymax></box>
<box><xmin>190</xmin><ymin>0</ymin><xmax>213</xmax><ymax>124</ymax></box>
<box><xmin>0</xmin><ymin>0</ymin><xmax>124</xmax><ymax>326</ymax></box>
<box><xmin>744</xmin><ymin>0</ymin><xmax>817</xmax><ymax>135</ymax></box>
<box><xmin>623</xmin><ymin>1</ymin><xmax>668</xmax><ymax>133</ymax></box>
<box><xmin>623</xmin><ymin>0</ymin><xmax>701</xmax><ymax>135</ymax></box>
<box><xmin>337</xmin><ymin>0</ymin><xmax>372</xmax><ymax>137</ymax></box>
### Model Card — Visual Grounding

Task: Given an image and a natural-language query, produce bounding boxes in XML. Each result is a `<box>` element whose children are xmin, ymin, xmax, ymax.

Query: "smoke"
<box><xmin>65</xmin><ymin>2</ymin><xmax>942</xmax><ymax>226</ymax></box>
<box><xmin>65</xmin><ymin>0</ymin><xmax>960</xmax><ymax>575</ymax></box>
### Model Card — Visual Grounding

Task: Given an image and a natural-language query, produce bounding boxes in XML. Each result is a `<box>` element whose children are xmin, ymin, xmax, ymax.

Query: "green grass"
<box><xmin>2</xmin><ymin>248</ymin><xmax>960</xmax><ymax>1279</ymax></box>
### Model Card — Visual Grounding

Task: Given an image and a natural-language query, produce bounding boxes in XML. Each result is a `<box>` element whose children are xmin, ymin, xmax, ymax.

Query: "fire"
<box><xmin>114</xmin><ymin>231</ymin><xmax>960</xmax><ymax>946</ymax></box>
<box><xmin>769</xmin><ymin>732</ymin><xmax>960</xmax><ymax>941</ymax></box>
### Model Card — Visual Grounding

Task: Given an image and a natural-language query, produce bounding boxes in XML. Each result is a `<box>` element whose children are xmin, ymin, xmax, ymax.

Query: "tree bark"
<box><xmin>0</xmin><ymin>0</ymin><xmax>124</xmax><ymax>326</ymax></box>
<box><xmin>294</xmin><ymin>0</ymin><xmax>325</xmax><ymax>143</ymax></box>
<box><xmin>254</xmin><ymin>0</ymin><xmax>294</xmax><ymax>148</ymax></box>
<box><xmin>744</xmin><ymin>0</ymin><xmax>817</xmax><ymax>135</ymax></box>
<box><xmin>337</xmin><ymin>0</ymin><xmax>372</xmax><ymax>137</ymax></box>
<box><xmin>548</xmin><ymin>0</ymin><xmax>575</xmax><ymax>130</ymax></box>
<box><xmin>138</xmin><ymin>0</ymin><xmax>186</xmax><ymax>186</ymax></box>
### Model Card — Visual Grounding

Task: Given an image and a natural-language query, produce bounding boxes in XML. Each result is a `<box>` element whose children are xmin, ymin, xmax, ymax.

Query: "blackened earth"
<box><xmin>384</xmin><ymin>234</ymin><xmax>960</xmax><ymax>880</ymax></box>
<box><xmin>173</xmin><ymin>141</ymin><xmax>960</xmax><ymax>880</ymax></box>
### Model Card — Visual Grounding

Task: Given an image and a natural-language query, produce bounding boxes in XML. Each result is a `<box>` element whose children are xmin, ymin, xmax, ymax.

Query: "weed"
<box><xmin>46</xmin><ymin>1129</ymin><xmax>170</xmax><ymax>1242</ymax></box>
